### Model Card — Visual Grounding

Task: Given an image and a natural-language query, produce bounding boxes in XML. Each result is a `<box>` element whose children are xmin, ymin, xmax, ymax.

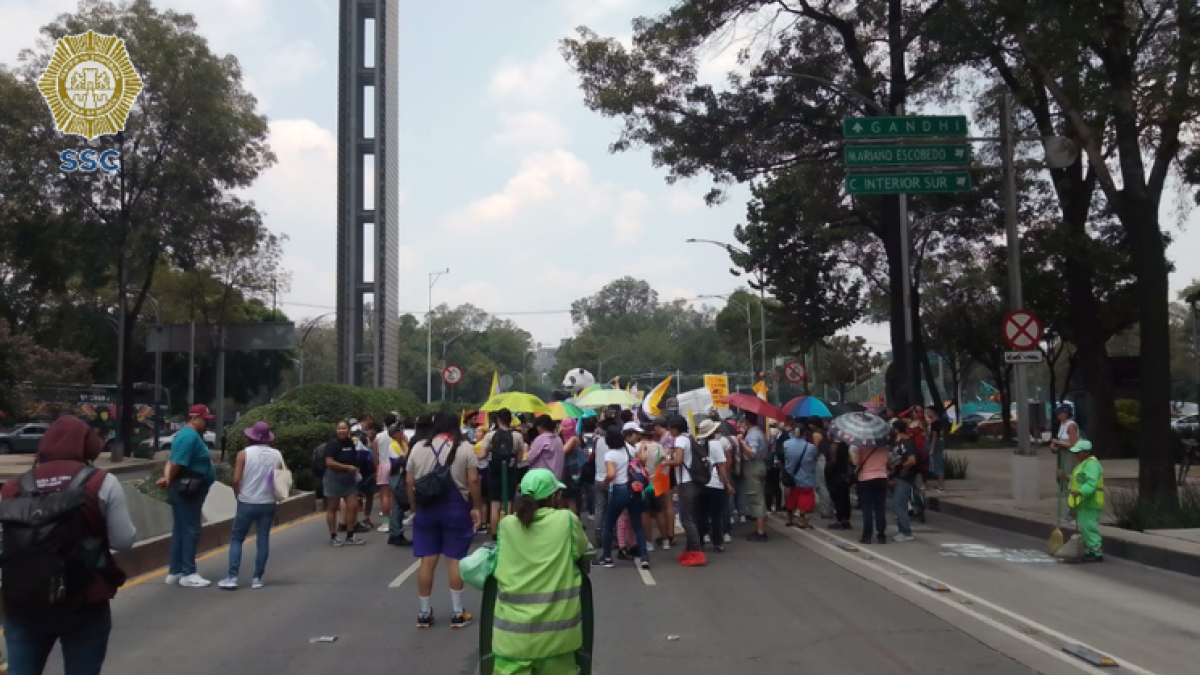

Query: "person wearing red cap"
<box><xmin>156</xmin><ymin>404</ymin><xmax>217</xmax><ymax>587</ymax></box>
<box><xmin>1</xmin><ymin>416</ymin><xmax>136</xmax><ymax>674</ymax></box>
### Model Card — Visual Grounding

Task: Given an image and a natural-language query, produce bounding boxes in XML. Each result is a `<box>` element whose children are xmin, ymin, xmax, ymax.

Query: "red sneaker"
<box><xmin>681</xmin><ymin>551</ymin><xmax>707</xmax><ymax>567</ymax></box>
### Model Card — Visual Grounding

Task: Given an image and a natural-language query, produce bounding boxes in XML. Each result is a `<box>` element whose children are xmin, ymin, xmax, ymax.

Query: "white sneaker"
<box><xmin>344</xmin><ymin>536</ymin><xmax>367</xmax><ymax>546</ymax></box>
<box><xmin>179</xmin><ymin>574</ymin><xmax>211</xmax><ymax>588</ymax></box>
<box><xmin>661</xmin><ymin>539</ymin><xmax>671</xmax><ymax>551</ymax></box>
<box><xmin>377</xmin><ymin>523</ymin><xmax>390</xmax><ymax>533</ymax></box>
<box><xmin>645</xmin><ymin>543</ymin><xmax>656</xmax><ymax>552</ymax></box>
<box><xmin>894</xmin><ymin>534</ymin><xmax>915</xmax><ymax>542</ymax></box>
<box><xmin>165</xmin><ymin>574</ymin><xmax>181</xmax><ymax>586</ymax></box>
<box><xmin>217</xmin><ymin>577</ymin><xmax>238</xmax><ymax>590</ymax></box>
<box><xmin>724</xmin><ymin>533</ymin><xmax>732</xmax><ymax>543</ymax></box>
<box><xmin>251</xmin><ymin>577</ymin><xmax>264</xmax><ymax>589</ymax></box>
<box><xmin>703</xmin><ymin>535</ymin><xmax>711</xmax><ymax>544</ymax></box>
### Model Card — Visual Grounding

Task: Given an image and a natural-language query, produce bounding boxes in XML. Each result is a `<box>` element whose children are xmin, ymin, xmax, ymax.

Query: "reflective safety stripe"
<box><xmin>493</xmin><ymin>614</ymin><xmax>582</xmax><ymax>634</ymax></box>
<box><xmin>497</xmin><ymin>587</ymin><xmax>582</xmax><ymax>605</ymax></box>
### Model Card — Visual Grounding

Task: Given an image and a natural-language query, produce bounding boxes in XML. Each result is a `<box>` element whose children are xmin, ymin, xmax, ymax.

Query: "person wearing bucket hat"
<box><xmin>1059</xmin><ymin>440</ymin><xmax>1105</xmax><ymax>562</ymax></box>
<box><xmin>489</xmin><ymin>468</ymin><xmax>589</xmax><ymax>674</ymax></box>
<box><xmin>219</xmin><ymin>423</ymin><xmax>288</xmax><ymax>590</ymax></box>
<box><xmin>694</xmin><ymin>419</ymin><xmax>733</xmax><ymax>554</ymax></box>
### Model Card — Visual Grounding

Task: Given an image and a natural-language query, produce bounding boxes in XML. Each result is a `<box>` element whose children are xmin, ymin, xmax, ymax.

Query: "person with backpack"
<box><xmin>560</xmin><ymin>419</ymin><xmax>585</xmax><ymax>515</ymax></box>
<box><xmin>889</xmin><ymin>420</ymin><xmax>921</xmax><ymax>542</ymax></box>
<box><xmin>480</xmin><ymin>409</ymin><xmax>527</xmax><ymax>538</ymax></box>
<box><xmin>662</xmin><ymin>415</ymin><xmax>709</xmax><ymax>566</ymax></box>
<box><xmin>782</xmin><ymin>420</ymin><xmax>819</xmax><ymax>530</ymax></box>
<box><xmin>157</xmin><ymin>404</ymin><xmax>217</xmax><ymax>586</ymax></box>
<box><xmin>0</xmin><ymin>415</ymin><xmax>135</xmax><ymax>675</ymax></box>
<box><xmin>694</xmin><ymin>419</ymin><xmax>732</xmax><ymax>553</ymax></box>
<box><xmin>405</xmin><ymin>410</ymin><xmax>482</xmax><ymax>629</ymax></box>
<box><xmin>599</xmin><ymin>424</ymin><xmax>651</xmax><ymax>570</ymax></box>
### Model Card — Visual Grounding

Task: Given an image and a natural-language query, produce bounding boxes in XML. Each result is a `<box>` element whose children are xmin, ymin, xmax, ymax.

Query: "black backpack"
<box><xmin>311</xmin><ymin>443</ymin><xmax>327</xmax><ymax>476</ymax></box>
<box><xmin>491</xmin><ymin>429</ymin><xmax>516</xmax><ymax>465</ymax></box>
<box><xmin>0</xmin><ymin>466</ymin><xmax>104</xmax><ymax>618</ymax></box>
<box><xmin>414</xmin><ymin>440</ymin><xmax>461</xmax><ymax>507</ymax></box>
<box><xmin>684</xmin><ymin>435</ymin><xmax>713</xmax><ymax>486</ymax></box>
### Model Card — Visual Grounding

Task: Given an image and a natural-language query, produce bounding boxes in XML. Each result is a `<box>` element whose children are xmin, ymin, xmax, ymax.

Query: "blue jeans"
<box><xmin>389</xmin><ymin>473</ymin><xmax>407</xmax><ymax>537</ymax></box>
<box><xmin>168</xmin><ymin>482</ymin><xmax>209</xmax><ymax>576</ymax></box>
<box><xmin>228</xmin><ymin>501</ymin><xmax>276</xmax><ymax>578</ymax></box>
<box><xmin>892</xmin><ymin>480</ymin><xmax>914</xmax><ymax>536</ymax></box>
<box><xmin>4</xmin><ymin>603</ymin><xmax>111</xmax><ymax>675</ymax></box>
<box><xmin>601</xmin><ymin>483</ymin><xmax>648</xmax><ymax>561</ymax></box>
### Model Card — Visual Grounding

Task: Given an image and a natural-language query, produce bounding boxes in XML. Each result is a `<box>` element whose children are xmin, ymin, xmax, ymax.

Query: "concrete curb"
<box><xmin>0</xmin><ymin>459</ymin><xmax>167</xmax><ymax>483</ymax></box>
<box><xmin>928</xmin><ymin>496</ymin><xmax>1200</xmax><ymax>579</ymax></box>
<box><xmin>113</xmin><ymin>492</ymin><xmax>317</xmax><ymax>580</ymax></box>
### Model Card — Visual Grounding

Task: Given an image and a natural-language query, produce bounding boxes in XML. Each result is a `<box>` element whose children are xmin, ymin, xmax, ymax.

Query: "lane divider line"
<box><xmin>637</xmin><ymin>566</ymin><xmax>657</xmax><ymax>587</ymax></box>
<box><xmin>782</xmin><ymin>523</ymin><xmax>1159</xmax><ymax>675</ymax></box>
<box><xmin>389</xmin><ymin>560</ymin><xmax>421</xmax><ymax>588</ymax></box>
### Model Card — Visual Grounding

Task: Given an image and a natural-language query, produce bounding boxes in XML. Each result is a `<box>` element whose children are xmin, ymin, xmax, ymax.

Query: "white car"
<box><xmin>139</xmin><ymin>430</ymin><xmax>217</xmax><ymax>450</ymax></box>
<box><xmin>1172</xmin><ymin>415</ymin><xmax>1199</xmax><ymax>438</ymax></box>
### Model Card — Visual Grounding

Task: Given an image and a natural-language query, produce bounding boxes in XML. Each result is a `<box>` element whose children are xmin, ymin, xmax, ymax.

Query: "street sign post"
<box><xmin>1005</xmin><ymin>351</ymin><xmax>1044</xmax><ymax>364</ymax></box>
<box><xmin>846</xmin><ymin>172</ymin><xmax>972</xmax><ymax>195</ymax></box>
<box><xmin>844</xmin><ymin>144</ymin><xmax>970</xmax><ymax>168</ymax></box>
<box><xmin>442</xmin><ymin>365</ymin><xmax>463</xmax><ymax>386</ymax></box>
<box><xmin>1003</xmin><ymin>310</ymin><xmax>1043</xmax><ymax>350</ymax></box>
<box><xmin>784</xmin><ymin>361</ymin><xmax>807</xmax><ymax>383</ymax></box>
<box><xmin>842</xmin><ymin>115</ymin><xmax>968</xmax><ymax>139</ymax></box>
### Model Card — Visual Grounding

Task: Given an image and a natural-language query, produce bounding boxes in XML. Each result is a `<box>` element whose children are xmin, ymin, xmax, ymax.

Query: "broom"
<box><xmin>1046</xmin><ymin>451</ymin><xmax>1066</xmax><ymax>555</ymax></box>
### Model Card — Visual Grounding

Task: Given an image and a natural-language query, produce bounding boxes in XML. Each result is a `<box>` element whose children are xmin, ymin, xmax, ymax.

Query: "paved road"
<box><xmin>27</xmin><ymin>512</ymin><xmax>1042</xmax><ymax>675</ymax></box>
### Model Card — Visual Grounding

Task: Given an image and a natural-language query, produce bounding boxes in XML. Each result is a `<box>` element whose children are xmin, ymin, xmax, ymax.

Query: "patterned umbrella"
<box><xmin>829</xmin><ymin>412</ymin><xmax>892</xmax><ymax>447</ymax></box>
<box><xmin>545</xmin><ymin>401</ymin><xmax>587</xmax><ymax>421</ymax></box>
<box><xmin>783</xmin><ymin>396</ymin><xmax>833</xmax><ymax>418</ymax></box>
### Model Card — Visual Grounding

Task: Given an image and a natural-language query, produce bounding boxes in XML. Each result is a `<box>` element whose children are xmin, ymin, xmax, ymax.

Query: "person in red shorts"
<box><xmin>782</xmin><ymin>420</ymin><xmax>818</xmax><ymax>529</ymax></box>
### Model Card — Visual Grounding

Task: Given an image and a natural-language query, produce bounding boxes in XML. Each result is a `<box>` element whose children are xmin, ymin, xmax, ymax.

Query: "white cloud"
<box><xmin>249</xmin><ymin>119</ymin><xmax>337</xmax><ymax>232</ymax></box>
<box><xmin>566</xmin><ymin>0</ymin><xmax>642</xmax><ymax>23</ymax></box>
<box><xmin>614</xmin><ymin>191</ymin><xmax>650</xmax><ymax>245</ymax></box>
<box><xmin>667</xmin><ymin>191</ymin><xmax>705</xmax><ymax>214</ymax></box>
<box><xmin>264</xmin><ymin>37</ymin><xmax>326</xmax><ymax>85</ymax></box>
<box><xmin>487</xmin><ymin>49</ymin><xmax>572</xmax><ymax>104</ymax></box>
<box><xmin>661</xmin><ymin>286</ymin><xmax>699</xmax><ymax>301</ymax></box>
<box><xmin>442</xmin><ymin>150</ymin><xmax>590</xmax><ymax>231</ymax></box>
<box><xmin>0</xmin><ymin>0</ymin><xmax>82</xmax><ymax>64</ymax></box>
<box><xmin>281</xmin><ymin>253</ymin><xmax>337</xmax><ymax>311</ymax></box>
<box><xmin>492</xmin><ymin>111</ymin><xmax>571</xmax><ymax>149</ymax></box>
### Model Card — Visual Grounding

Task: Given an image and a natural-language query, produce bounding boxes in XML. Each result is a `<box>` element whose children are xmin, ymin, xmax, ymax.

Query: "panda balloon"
<box><xmin>561</xmin><ymin>368</ymin><xmax>596</xmax><ymax>393</ymax></box>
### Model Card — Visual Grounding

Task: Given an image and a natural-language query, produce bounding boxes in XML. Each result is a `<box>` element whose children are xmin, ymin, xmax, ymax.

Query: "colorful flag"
<box><xmin>490</xmin><ymin>372</ymin><xmax>500</xmax><ymax>397</ymax></box>
<box><xmin>752</xmin><ymin>380</ymin><xmax>768</xmax><ymax>400</ymax></box>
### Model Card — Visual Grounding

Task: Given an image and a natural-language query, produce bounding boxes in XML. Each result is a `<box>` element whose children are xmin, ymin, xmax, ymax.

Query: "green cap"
<box><xmin>1070</xmin><ymin>440</ymin><xmax>1093</xmax><ymax>453</ymax></box>
<box><xmin>520</xmin><ymin>468</ymin><xmax>566</xmax><ymax>500</ymax></box>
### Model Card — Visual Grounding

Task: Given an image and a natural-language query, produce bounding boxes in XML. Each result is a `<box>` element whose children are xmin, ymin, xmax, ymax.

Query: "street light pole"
<box><xmin>687</xmin><ymin>237</ymin><xmax>772</xmax><ymax>384</ymax></box>
<box><xmin>145</xmin><ymin>295</ymin><xmax>163</xmax><ymax>454</ymax></box>
<box><xmin>427</xmin><ymin>269</ymin><xmax>449</xmax><ymax>404</ymax></box>
<box><xmin>698</xmin><ymin>294</ymin><xmax>754</xmax><ymax>376</ymax></box>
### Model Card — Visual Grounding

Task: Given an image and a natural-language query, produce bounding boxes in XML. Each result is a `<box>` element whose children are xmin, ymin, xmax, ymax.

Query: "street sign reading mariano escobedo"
<box><xmin>37</xmin><ymin>30</ymin><xmax>143</xmax><ymax>173</ymax></box>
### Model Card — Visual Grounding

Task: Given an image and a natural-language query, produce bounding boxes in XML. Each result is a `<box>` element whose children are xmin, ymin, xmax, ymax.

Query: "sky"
<box><xmin>3</xmin><ymin>0</ymin><xmax>1199</xmax><ymax>363</ymax></box>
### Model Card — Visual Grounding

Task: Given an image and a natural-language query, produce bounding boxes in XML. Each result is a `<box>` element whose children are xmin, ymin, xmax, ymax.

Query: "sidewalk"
<box><xmin>0</xmin><ymin>450</ymin><xmax>169</xmax><ymax>481</ymax></box>
<box><xmin>930</xmin><ymin>446</ymin><xmax>1200</xmax><ymax>577</ymax></box>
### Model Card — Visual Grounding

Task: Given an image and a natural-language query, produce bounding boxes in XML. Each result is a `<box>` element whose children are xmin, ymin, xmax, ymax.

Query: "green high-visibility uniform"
<box><xmin>1068</xmin><ymin>456</ymin><xmax>1105</xmax><ymax>556</ymax></box>
<box><xmin>492</xmin><ymin>507</ymin><xmax>589</xmax><ymax>673</ymax></box>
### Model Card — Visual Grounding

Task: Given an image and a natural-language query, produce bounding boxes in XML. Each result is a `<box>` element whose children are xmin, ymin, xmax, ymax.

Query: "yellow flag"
<box><xmin>752</xmin><ymin>380</ymin><xmax>768</xmax><ymax>400</ymax></box>
<box><xmin>490</xmin><ymin>372</ymin><xmax>500</xmax><ymax>397</ymax></box>
<box><xmin>686</xmin><ymin>406</ymin><xmax>698</xmax><ymax>436</ymax></box>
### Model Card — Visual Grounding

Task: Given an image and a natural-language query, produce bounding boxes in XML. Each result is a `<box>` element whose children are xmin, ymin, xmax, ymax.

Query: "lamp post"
<box><xmin>699</xmin><ymin>294</ymin><xmax>755</xmax><ymax>377</ymax></box>
<box><xmin>144</xmin><ymin>295</ymin><xmax>163</xmax><ymax>453</ymax></box>
<box><xmin>686</xmin><ymin>238</ymin><xmax>769</xmax><ymax>382</ymax></box>
<box><xmin>427</xmin><ymin>269</ymin><xmax>450</xmax><ymax>404</ymax></box>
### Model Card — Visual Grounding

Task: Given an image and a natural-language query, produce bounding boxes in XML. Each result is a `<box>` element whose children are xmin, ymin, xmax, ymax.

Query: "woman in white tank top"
<box><xmin>219</xmin><ymin>422</ymin><xmax>286</xmax><ymax>590</ymax></box>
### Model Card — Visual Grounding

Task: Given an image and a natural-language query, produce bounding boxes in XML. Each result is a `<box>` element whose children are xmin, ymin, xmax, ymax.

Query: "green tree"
<box><xmin>0</xmin><ymin>0</ymin><xmax>275</xmax><ymax>449</ymax></box>
<box><xmin>818</xmin><ymin>336</ymin><xmax>886</xmax><ymax>402</ymax></box>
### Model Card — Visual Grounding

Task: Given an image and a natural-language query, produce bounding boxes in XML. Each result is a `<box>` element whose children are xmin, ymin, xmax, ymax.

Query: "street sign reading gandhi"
<box><xmin>784</xmin><ymin>360</ymin><xmax>807</xmax><ymax>383</ymax></box>
<box><xmin>1003</xmin><ymin>310</ymin><xmax>1043</xmax><ymax>350</ymax></box>
<box><xmin>842</xmin><ymin>115</ymin><xmax>968</xmax><ymax>139</ymax></box>
<box><xmin>442</xmin><ymin>365</ymin><xmax>463</xmax><ymax>386</ymax></box>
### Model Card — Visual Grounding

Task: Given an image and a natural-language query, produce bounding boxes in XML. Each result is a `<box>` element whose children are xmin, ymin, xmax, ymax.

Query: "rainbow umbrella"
<box><xmin>545</xmin><ymin>401</ymin><xmax>587</xmax><ymax>420</ymax></box>
<box><xmin>784</xmin><ymin>396</ymin><xmax>833</xmax><ymax>419</ymax></box>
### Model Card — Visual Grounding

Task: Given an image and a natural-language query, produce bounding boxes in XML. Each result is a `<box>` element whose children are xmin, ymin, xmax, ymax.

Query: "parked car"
<box><xmin>0</xmin><ymin>422</ymin><xmax>51</xmax><ymax>454</ymax></box>
<box><xmin>138</xmin><ymin>429</ymin><xmax>217</xmax><ymax>451</ymax></box>
<box><xmin>960</xmin><ymin>412</ymin><xmax>999</xmax><ymax>426</ymax></box>
<box><xmin>1173</xmin><ymin>414</ymin><xmax>1199</xmax><ymax>438</ymax></box>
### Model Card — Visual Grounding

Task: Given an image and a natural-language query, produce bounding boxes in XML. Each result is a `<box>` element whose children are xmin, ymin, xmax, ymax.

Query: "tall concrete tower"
<box><xmin>336</xmin><ymin>0</ymin><xmax>399</xmax><ymax>388</ymax></box>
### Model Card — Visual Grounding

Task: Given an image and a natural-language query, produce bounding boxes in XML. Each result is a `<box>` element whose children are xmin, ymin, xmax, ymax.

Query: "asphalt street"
<box><xmin>28</xmin><ymin>504</ymin><xmax>1182</xmax><ymax>675</ymax></box>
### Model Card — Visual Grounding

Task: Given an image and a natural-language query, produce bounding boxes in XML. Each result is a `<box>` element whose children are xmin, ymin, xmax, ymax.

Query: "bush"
<box><xmin>278</xmin><ymin>383</ymin><xmax>425</xmax><ymax>425</ymax></box>
<box><xmin>272</xmin><ymin>421</ymin><xmax>331</xmax><ymax>476</ymax></box>
<box><xmin>134</xmin><ymin>463</ymin><xmax>233</xmax><ymax>503</ymax></box>
<box><xmin>1109</xmin><ymin>485</ymin><xmax>1200</xmax><ymax>531</ymax></box>
<box><xmin>1114</xmin><ymin>399</ymin><xmax>1141</xmax><ymax>458</ymax></box>
<box><xmin>944</xmin><ymin>453</ymin><xmax>970</xmax><ymax>480</ymax></box>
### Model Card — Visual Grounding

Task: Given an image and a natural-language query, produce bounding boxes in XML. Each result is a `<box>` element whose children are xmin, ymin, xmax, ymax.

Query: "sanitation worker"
<box><xmin>490</xmin><ymin>468</ymin><xmax>590</xmax><ymax>674</ymax></box>
<box><xmin>1063</xmin><ymin>440</ymin><xmax>1105</xmax><ymax>563</ymax></box>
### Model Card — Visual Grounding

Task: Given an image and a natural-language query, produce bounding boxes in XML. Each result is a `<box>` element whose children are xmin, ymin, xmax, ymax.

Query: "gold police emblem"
<box><xmin>37</xmin><ymin>30</ymin><xmax>143</xmax><ymax>140</ymax></box>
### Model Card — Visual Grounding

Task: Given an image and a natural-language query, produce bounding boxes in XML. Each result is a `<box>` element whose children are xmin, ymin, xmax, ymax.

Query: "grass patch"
<box><xmin>1108</xmin><ymin>485</ymin><xmax>1200</xmax><ymax>531</ymax></box>
<box><xmin>944</xmin><ymin>453</ymin><xmax>970</xmax><ymax>480</ymax></box>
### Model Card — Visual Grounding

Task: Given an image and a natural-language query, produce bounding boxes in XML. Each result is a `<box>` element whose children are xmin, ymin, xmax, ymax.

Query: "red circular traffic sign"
<box><xmin>442</xmin><ymin>365</ymin><xmax>463</xmax><ymax>386</ymax></box>
<box><xmin>1003</xmin><ymin>310</ymin><xmax>1043</xmax><ymax>350</ymax></box>
<box><xmin>784</xmin><ymin>360</ymin><xmax>807</xmax><ymax>383</ymax></box>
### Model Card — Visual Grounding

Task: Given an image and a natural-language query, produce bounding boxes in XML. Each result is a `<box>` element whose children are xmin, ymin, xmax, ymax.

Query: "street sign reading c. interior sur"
<box><xmin>845</xmin><ymin>144</ymin><xmax>970</xmax><ymax>167</ymax></box>
<box><xmin>846</xmin><ymin>171</ymin><xmax>972</xmax><ymax>195</ymax></box>
<box><xmin>843</xmin><ymin>115</ymin><xmax>968</xmax><ymax>139</ymax></box>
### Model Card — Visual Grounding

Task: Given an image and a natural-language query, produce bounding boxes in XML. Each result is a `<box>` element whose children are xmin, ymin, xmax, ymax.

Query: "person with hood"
<box><xmin>1</xmin><ymin>416</ymin><xmax>136</xmax><ymax>674</ymax></box>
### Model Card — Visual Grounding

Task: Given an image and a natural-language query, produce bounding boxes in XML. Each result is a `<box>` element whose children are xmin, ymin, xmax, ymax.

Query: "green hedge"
<box><xmin>278</xmin><ymin>383</ymin><xmax>425</xmax><ymax>424</ymax></box>
<box><xmin>1115</xmin><ymin>399</ymin><xmax>1140</xmax><ymax>458</ymax></box>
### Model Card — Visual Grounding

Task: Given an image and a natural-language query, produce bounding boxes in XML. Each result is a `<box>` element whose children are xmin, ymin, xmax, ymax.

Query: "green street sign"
<box><xmin>846</xmin><ymin>172</ymin><xmax>972</xmax><ymax>195</ymax></box>
<box><xmin>844</xmin><ymin>144</ymin><xmax>970</xmax><ymax>168</ymax></box>
<box><xmin>842</xmin><ymin>116</ymin><xmax>968</xmax><ymax>139</ymax></box>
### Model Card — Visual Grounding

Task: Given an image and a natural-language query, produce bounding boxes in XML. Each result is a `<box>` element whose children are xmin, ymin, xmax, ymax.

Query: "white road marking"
<box><xmin>788</xmin><ymin>526</ymin><xmax>1159</xmax><ymax>675</ymax></box>
<box><xmin>638</xmin><ymin>566</ymin><xmax>657</xmax><ymax>586</ymax></box>
<box><xmin>388</xmin><ymin>561</ymin><xmax>421</xmax><ymax>588</ymax></box>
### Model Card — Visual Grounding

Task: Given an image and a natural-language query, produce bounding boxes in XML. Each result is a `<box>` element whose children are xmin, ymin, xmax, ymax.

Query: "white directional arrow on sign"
<box><xmin>852</xmin><ymin>122</ymin><xmax>864</xmax><ymax>133</ymax></box>
<box><xmin>954</xmin><ymin>149</ymin><xmax>965</xmax><ymax>158</ymax></box>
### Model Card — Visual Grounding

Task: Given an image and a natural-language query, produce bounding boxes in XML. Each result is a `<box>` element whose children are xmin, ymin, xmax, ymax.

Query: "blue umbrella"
<box><xmin>784</xmin><ymin>396</ymin><xmax>833</xmax><ymax>419</ymax></box>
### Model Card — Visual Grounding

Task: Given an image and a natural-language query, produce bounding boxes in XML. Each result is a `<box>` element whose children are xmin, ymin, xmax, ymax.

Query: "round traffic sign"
<box><xmin>1003</xmin><ymin>310</ymin><xmax>1043</xmax><ymax>350</ymax></box>
<box><xmin>442</xmin><ymin>365</ymin><xmax>463</xmax><ymax>386</ymax></box>
<box><xmin>784</xmin><ymin>360</ymin><xmax>807</xmax><ymax>383</ymax></box>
